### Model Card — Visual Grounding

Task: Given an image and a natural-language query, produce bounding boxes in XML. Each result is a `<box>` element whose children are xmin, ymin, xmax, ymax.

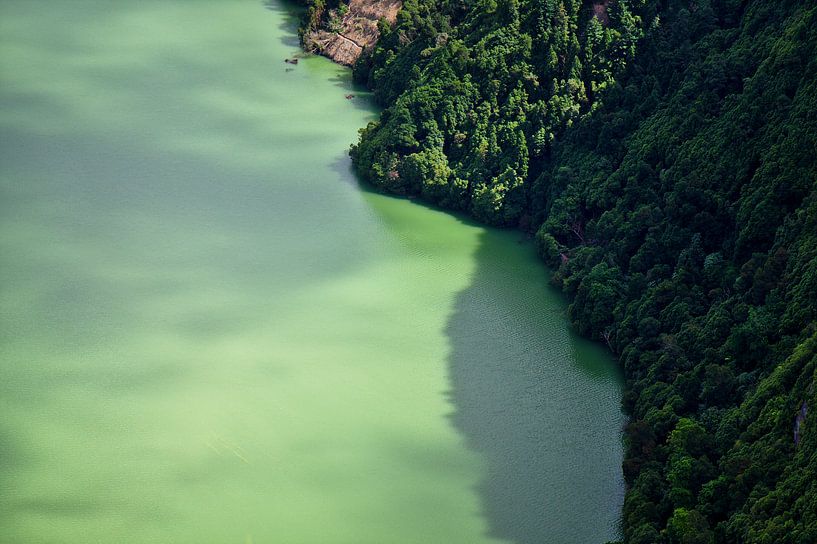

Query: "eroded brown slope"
<box><xmin>304</xmin><ymin>0</ymin><xmax>401</xmax><ymax>65</ymax></box>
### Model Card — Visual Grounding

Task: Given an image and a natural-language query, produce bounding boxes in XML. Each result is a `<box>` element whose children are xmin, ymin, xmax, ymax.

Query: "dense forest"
<box><xmin>300</xmin><ymin>1</ymin><xmax>816</xmax><ymax>542</ymax></box>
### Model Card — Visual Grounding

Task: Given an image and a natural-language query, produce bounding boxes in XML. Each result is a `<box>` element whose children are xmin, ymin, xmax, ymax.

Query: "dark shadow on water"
<box><xmin>329</xmin><ymin>153</ymin><xmax>628</xmax><ymax>540</ymax></box>
<box><xmin>336</xmin><ymin>150</ymin><xmax>625</xmax><ymax>543</ymax></box>
<box><xmin>326</xmin><ymin>72</ymin><xmax>379</xmax><ymax>113</ymax></box>
<box><xmin>445</xmin><ymin>230</ymin><xmax>622</xmax><ymax>544</ymax></box>
<box><xmin>264</xmin><ymin>0</ymin><xmax>305</xmax><ymax>49</ymax></box>
<box><xmin>443</xmin><ymin>232</ymin><xmax>625</xmax><ymax>543</ymax></box>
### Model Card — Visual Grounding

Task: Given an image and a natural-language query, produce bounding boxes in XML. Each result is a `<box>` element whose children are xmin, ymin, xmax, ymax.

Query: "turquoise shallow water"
<box><xmin>0</xmin><ymin>1</ymin><xmax>624</xmax><ymax>543</ymax></box>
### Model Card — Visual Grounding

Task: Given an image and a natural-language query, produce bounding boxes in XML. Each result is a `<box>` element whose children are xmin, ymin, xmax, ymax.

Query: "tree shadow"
<box><xmin>264</xmin><ymin>0</ymin><xmax>305</xmax><ymax>49</ymax></box>
<box><xmin>443</xmin><ymin>228</ymin><xmax>626</xmax><ymax>544</ymax></box>
<box><xmin>340</xmin><ymin>157</ymin><xmax>627</xmax><ymax>541</ymax></box>
<box><xmin>326</xmin><ymin>72</ymin><xmax>379</xmax><ymax>112</ymax></box>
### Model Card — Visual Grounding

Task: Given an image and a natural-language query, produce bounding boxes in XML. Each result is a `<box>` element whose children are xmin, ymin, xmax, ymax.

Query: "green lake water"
<box><xmin>0</xmin><ymin>1</ymin><xmax>624</xmax><ymax>542</ymax></box>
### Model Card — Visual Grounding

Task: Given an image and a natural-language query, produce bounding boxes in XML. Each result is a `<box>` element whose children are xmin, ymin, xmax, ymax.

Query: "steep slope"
<box><xmin>301</xmin><ymin>0</ymin><xmax>817</xmax><ymax>542</ymax></box>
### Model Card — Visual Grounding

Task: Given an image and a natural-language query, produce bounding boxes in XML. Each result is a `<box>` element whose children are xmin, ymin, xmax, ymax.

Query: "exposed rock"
<box><xmin>794</xmin><ymin>400</ymin><xmax>808</xmax><ymax>446</ymax></box>
<box><xmin>304</xmin><ymin>0</ymin><xmax>402</xmax><ymax>66</ymax></box>
<box><xmin>593</xmin><ymin>0</ymin><xmax>610</xmax><ymax>26</ymax></box>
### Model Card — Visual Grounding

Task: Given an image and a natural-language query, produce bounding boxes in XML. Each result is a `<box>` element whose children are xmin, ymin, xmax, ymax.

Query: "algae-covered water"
<box><xmin>0</xmin><ymin>1</ymin><xmax>624</xmax><ymax>542</ymax></box>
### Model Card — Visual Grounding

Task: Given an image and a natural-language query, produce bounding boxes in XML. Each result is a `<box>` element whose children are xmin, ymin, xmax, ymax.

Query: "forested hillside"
<box><xmin>302</xmin><ymin>1</ymin><xmax>817</xmax><ymax>542</ymax></box>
